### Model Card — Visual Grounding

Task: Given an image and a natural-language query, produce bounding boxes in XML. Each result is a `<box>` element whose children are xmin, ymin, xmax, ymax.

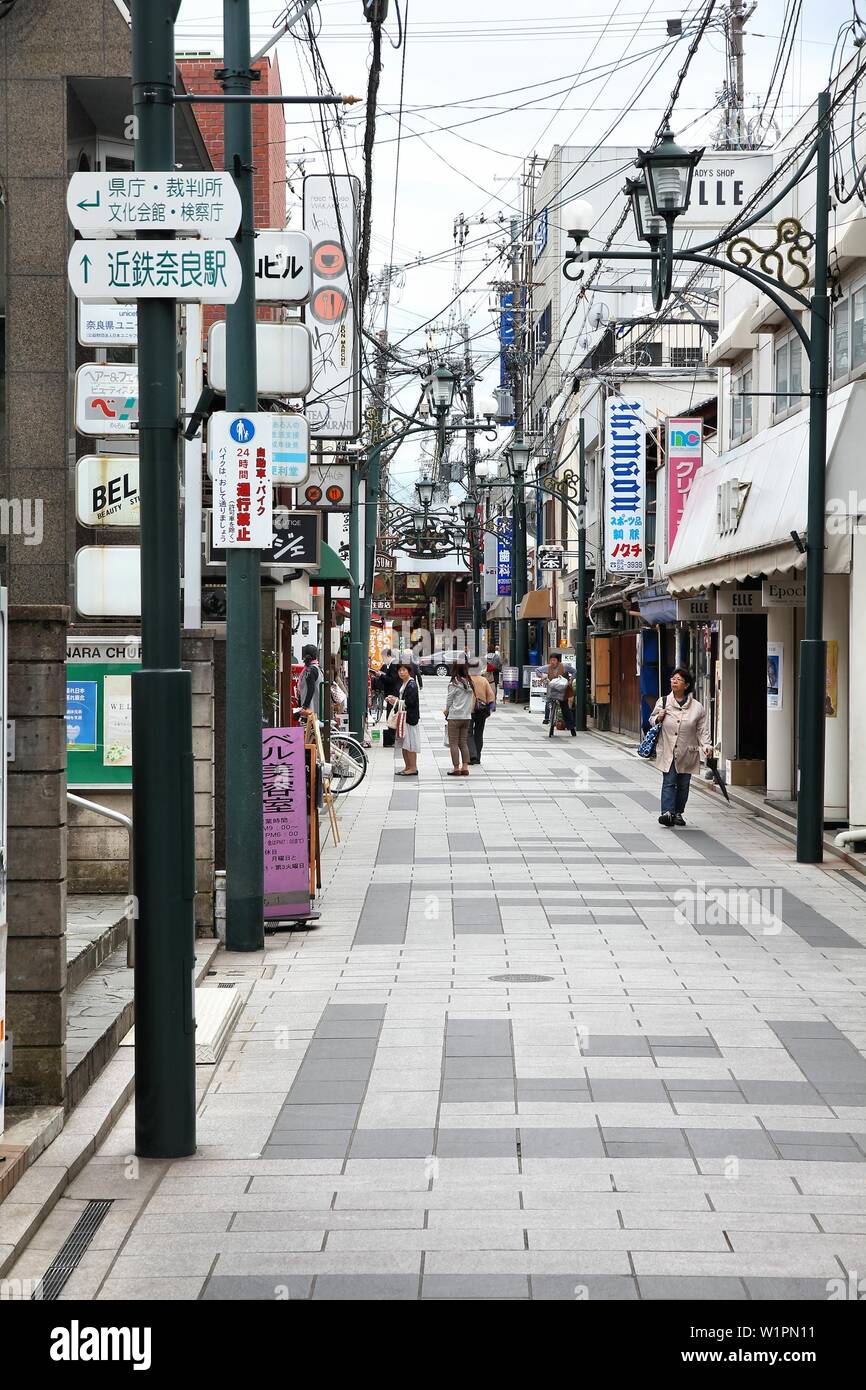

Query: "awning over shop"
<box><xmin>636</xmin><ymin>580</ymin><xmax>677</xmax><ymax>624</ymax></box>
<box><xmin>517</xmin><ymin>588</ymin><xmax>553</xmax><ymax>620</ymax></box>
<box><xmin>486</xmin><ymin>596</ymin><xmax>511</xmax><ymax>620</ymax></box>
<box><xmin>664</xmin><ymin>381</ymin><xmax>865</xmax><ymax>594</ymax></box>
<box><xmin>706</xmin><ymin>304</ymin><xmax>759</xmax><ymax>366</ymax></box>
<box><xmin>395</xmin><ymin>554</ymin><xmax>469</xmax><ymax>573</ymax></box>
<box><xmin>313</xmin><ymin>542</ymin><xmax>355</xmax><ymax>586</ymax></box>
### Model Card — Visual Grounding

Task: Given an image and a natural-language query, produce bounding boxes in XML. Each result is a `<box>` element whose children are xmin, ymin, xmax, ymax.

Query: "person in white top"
<box><xmin>443</xmin><ymin>661</ymin><xmax>475</xmax><ymax>776</ymax></box>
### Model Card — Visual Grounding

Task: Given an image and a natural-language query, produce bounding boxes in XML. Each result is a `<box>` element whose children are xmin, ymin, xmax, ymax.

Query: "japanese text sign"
<box><xmin>496</xmin><ymin>517</ymin><xmax>513</xmax><ymax>596</ymax></box>
<box><xmin>74</xmin><ymin>363</ymin><xmax>138</xmax><ymax>436</ymax></box>
<box><xmin>262</xmin><ymin>728</ymin><xmax>310</xmax><ymax>921</ymax></box>
<box><xmin>666</xmin><ymin>416</ymin><xmax>703</xmax><ymax>558</ymax></box>
<box><xmin>68</xmin><ymin>239</ymin><xmax>241</xmax><ymax>303</ymax></box>
<box><xmin>210</xmin><ymin>413</ymin><xmax>274</xmax><ymax>549</ymax></box>
<box><xmin>67</xmin><ymin>172</ymin><xmax>241</xmax><ymax>238</ymax></box>
<box><xmin>254</xmin><ymin>229</ymin><xmax>312</xmax><ymax>304</ymax></box>
<box><xmin>604</xmin><ymin>398</ymin><xmax>646</xmax><ymax>575</ymax></box>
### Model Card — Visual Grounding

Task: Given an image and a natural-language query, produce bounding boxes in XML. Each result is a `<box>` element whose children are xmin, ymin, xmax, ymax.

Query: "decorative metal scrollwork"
<box><xmin>726</xmin><ymin>217</ymin><xmax>814</xmax><ymax>291</ymax></box>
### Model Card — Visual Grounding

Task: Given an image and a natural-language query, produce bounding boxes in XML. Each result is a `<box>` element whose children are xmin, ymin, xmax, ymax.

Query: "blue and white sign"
<box><xmin>230</xmin><ymin>418</ymin><xmax>256</xmax><ymax>444</ymax></box>
<box><xmin>533</xmin><ymin>207</ymin><xmax>549</xmax><ymax>263</ymax></box>
<box><xmin>496</xmin><ymin>517</ymin><xmax>513</xmax><ymax>597</ymax></box>
<box><xmin>210</xmin><ymin>412</ymin><xmax>274</xmax><ymax>550</ymax></box>
<box><xmin>66</xmin><ymin>681</ymin><xmax>98</xmax><ymax>751</ymax></box>
<box><xmin>604</xmin><ymin>398</ymin><xmax>646</xmax><ymax>576</ymax></box>
<box><xmin>271</xmin><ymin>416</ymin><xmax>310</xmax><ymax>485</ymax></box>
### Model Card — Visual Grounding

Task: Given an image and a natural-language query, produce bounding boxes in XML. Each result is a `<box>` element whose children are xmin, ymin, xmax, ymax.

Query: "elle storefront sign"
<box><xmin>604</xmin><ymin>398</ymin><xmax>646</xmax><ymax>575</ymax></box>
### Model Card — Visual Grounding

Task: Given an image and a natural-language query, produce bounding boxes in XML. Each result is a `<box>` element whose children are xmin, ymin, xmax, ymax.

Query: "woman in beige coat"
<box><xmin>649</xmin><ymin>667</ymin><xmax>712</xmax><ymax>827</ymax></box>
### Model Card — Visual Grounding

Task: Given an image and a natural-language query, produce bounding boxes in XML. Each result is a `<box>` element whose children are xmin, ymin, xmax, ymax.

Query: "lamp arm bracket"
<box><xmin>677</xmin><ymin>250</ymin><xmax>811</xmax><ymax>352</ymax></box>
<box><xmin>726</xmin><ymin>217</ymin><xmax>815</xmax><ymax>292</ymax></box>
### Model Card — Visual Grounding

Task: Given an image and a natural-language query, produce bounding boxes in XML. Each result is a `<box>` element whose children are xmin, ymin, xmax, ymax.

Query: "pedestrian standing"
<box><xmin>543</xmin><ymin>652</ymin><xmax>563</xmax><ymax>726</ymax></box>
<box><xmin>399</xmin><ymin>647</ymin><xmax>424</xmax><ymax>690</ymax></box>
<box><xmin>443</xmin><ymin>661</ymin><xmax>475</xmax><ymax>776</ymax></box>
<box><xmin>296</xmin><ymin>644</ymin><xmax>322</xmax><ymax>718</ymax></box>
<box><xmin>649</xmin><ymin>667</ymin><xmax>713</xmax><ymax>827</ymax></box>
<box><xmin>548</xmin><ymin>672</ymin><xmax>577</xmax><ymax>738</ymax></box>
<box><xmin>389</xmin><ymin>660</ymin><xmax>420</xmax><ymax>777</ymax></box>
<box><xmin>380</xmin><ymin>648</ymin><xmax>402</xmax><ymax>748</ymax></box>
<box><xmin>467</xmin><ymin>656</ymin><xmax>495</xmax><ymax>765</ymax></box>
<box><xmin>487</xmin><ymin>646</ymin><xmax>503</xmax><ymax>701</ymax></box>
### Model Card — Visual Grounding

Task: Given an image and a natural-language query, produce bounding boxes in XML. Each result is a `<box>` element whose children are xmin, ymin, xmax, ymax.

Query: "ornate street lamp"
<box><xmin>428</xmin><ymin>364</ymin><xmax>456</xmax><ymax>413</ymax></box>
<box><xmin>636</xmin><ymin>125</ymin><xmax>703</xmax><ymax>221</ymax></box>
<box><xmin>459</xmin><ymin>495</ymin><xmax>477</xmax><ymax>525</ymax></box>
<box><xmin>505</xmin><ymin>440</ymin><xmax>531</xmax><ymax>479</ymax></box>
<box><xmin>625</xmin><ymin>174</ymin><xmax>664</xmax><ymax>244</ymax></box>
<box><xmin>415</xmin><ymin>476</ymin><xmax>436</xmax><ymax>510</ymax></box>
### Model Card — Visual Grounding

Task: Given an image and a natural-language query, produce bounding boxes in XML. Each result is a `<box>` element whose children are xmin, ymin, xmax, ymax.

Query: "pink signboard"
<box><xmin>262</xmin><ymin>727</ymin><xmax>310</xmax><ymax>921</ymax></box>
<box><xmin>666</xmin><ymin>417</ymin><xmax>703</xmax><ymax>558</ymax></box>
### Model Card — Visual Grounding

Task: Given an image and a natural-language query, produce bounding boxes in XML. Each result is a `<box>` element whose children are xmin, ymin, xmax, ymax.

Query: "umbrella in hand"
<box><xmin>706</xmin><ymin>755</ymin><xmax>730</xmax><ymax>803</ymax></box>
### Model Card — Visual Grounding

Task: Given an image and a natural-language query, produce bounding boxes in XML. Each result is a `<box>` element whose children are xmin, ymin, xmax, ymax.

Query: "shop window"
<box><xmin>834</xmin><ymin>296</ymin><xmax>850</xmax><ymax>378</ymax></box>
<box><xmin>773</xmin><ymin>331</ymin><xmax>803</xmax><ymax>419</ymax></box>
<box><xmin>830</xmin><ymin>277</ymin><xmax>866</xmax><ymax>384</ymax></box>
<box><xmin>730</xmin><ymin>364</ymin><xmax>753</xmax><ymax>444</ymax></box>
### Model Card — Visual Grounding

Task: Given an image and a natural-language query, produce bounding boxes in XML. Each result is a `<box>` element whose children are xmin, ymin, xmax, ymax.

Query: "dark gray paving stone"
<box><xmin>648</xmin><ymin>1035</ymin><xmax>717</xmax><ymax>1049</ymax></box>
<box><xmin>590</xmin><ymin>1079</ymin><xmax>668</xmax><ymax>1103</ymax></box>
<box><xmin>822</xmin><ymin>1090</ymin><xmax>866</xmax><ymax>1107</ymax></box>
<box><xmin>442</xmin><ymin>1081</ymin><xmax>515</xmax><ymax>1103</ymax></box>
<box><xmin>581</xmin><ymin>1035</ymin><xmax>651</xmax><ymax>1057</ymax></box>
<box><xmin>448</xmin><ymin>832</ymin><xmax>485</xmax><ymax>852</ymax></box>
<box><xmin>446</xmin><ymin>1020</ymin><xmax>511</xmax><ymax>1037</ymax></box>
<box><xmin>314</xmin><ymin>1020</ymin><xmax>381</xmax><ymax>1039</ymax></box>
<box><xmin>389</xmin><ymin>793</ymin><xmax>419</xmax><ymax>812</ymax></box>
<box><xmin>354</xmin><ymin>883</ymin><xmax>410</xmax><ymax>946</ymax></box>
<box><xmin>576</xmin><ymin>795</ymin><xmax>613</xmax><ymax>808</ymax></box>
<box><xmin>263</xmin><ymin>1143</ymin><xmax>350</xmax><ymax>1160</ymax></box>
<box><xmin>637</xmin><ymin>1276</ymin><xmax>747</xmax><ymax>1301</ymax></box>
<box><xmin>767</xmin><ymin>1023</ymin><xmax>866</xmax><ymax>1092</ymax></box>
<box><xmin>744</xmin><ymin>1278</ymin><xmax>837</xmax><ymax>1300</ymax></box>
<box><xmin>518</xmin><ymin>1088</ymin><xmax>589</xmax><ymax>1105</ymax></box>
<box><xmin>669</xmin><ymin>1090</ymin><xmax>747</xmax><ymax>1107</ymax></box>
<box><xmin>531</xmin><ymin>1275</ymin><xmax>639</xmax><ymax>1300</ymax></box>
<box><xmin>445</xmin><ymin>1036</ymin><xmax>513</xmax><ymax>1057</ymax></box>
<box><xmin>313</xmin><ymin>1275</ymin><xmax>419</xmax><ymax>1300</ymax></box>
<box><xmin>686</xmin><ymin>1128</ymin><xmax>777</xmax><ymax>1159</ymax></box>
<box><xmin>517</xmin><ymin>1078</ymin><xmax>590</xmax><ymax>1096</ymax></box>
<box><xmin>436</xmin><ymin>1128</ymin><xmax>518</xmax><ymax>1157</ymax></box>
<box><xmin>203</xmin><ymin>1276</ymin><xmax>313</xmax><ymax>1300</ymax></box>
<box><xmin>779</xmin><ymin>890</ymin><xmax>863</xmax><ymax>950</ymax></box>
<box><xmin>664</xmin><ymin>1078</ymin><xmax>741</xmax><ymax>1093</ymax></box>
<box><xmin>452</xmin><ymin>897</ymin><xmax>502</xmax><ymax>928</ymax></box>
<box><xmin>770</xmin><ymin>1020</ymin><xmax>845</xmax><ymax>1040</ymax></box>
<box><xmin>295</xmin><ymin>1060</ymin><xmax>373</xmax><ymax>1082</ymax></box>
<box><xmin>287</xmin><ymin>1081</ymin><xmax>369</xmax><ymax>1104</ymax></box>
<box><xmin>454</xmin><ymin>920</ymin><xmax>504</xmax><ymax>935</ymax></box>
<box><xmin>613</xmin><ymin>833</ymin><xmax>658</xmax><ymax>854</ymax></box>
<box><xmin>520</xmin><ymin>1127</ymin><xmax>605</xmax><ymax>1157</ymax></box>
<box><xmin>445</xmin><ymin>1057</ymin><xmax>514</xmax><ymax>1080</ymax></box>
<box><xmin>739</xmin><ymin>1081</ymin><xmax>823</xmax><ymax>1105</ymax></box>
<box><xmin>350</xmin><ymin>1128</ymin><xmax>436</xmax><ymax>1158</ymax></box>
<box><xmin>376</xmin><ymin>828</ymin><xmax>415</xmax><ymax>865</ymax></box>
<box><xmin>672</xmin><ymin>829</ymin><xmax>749</xmax><ymax>865</ymax></box>
<box><xmin>277</xmin><ymin>1104</ymin><xmax>361</xmax><ymax>1128</ymax></box>
<box><xmin>323</xmin><ymin>1003</ymin><xmax>387</xmax><ymax>1020</ymax></box>
<box><xmin>775</xmin><ymin>1145</ymin><xmax>863</xmax><ymax>1161</ymax></box>
<box><xmin>625</xmin><ymin>789</ymin><xmax>662</xmax><ymax>812</ymax></box>
<box><xmin>422</xmin><ymin>1274</ymin><xmax>529</xmax><ymax>1300</ymax></box>
<box><xmin>587</xmin><ymin>765</ymin><xmax>628</xmax><ymax>784</ymax></box>
<box><xmin>694</xmin><ymin>922</ymin><xmax>750</xmax><ymax>936</ymax></box>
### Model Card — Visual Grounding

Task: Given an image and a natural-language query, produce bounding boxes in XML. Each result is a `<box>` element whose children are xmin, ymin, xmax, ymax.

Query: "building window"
<box><xmin>830</xmin><ymin>278</ymin><xmax>866</xmax><ymax>383</ymax></box>
<box><xmin>834</xmin><ymin>297</ymin><xmax>850</xmax><ymax>379</ymax></box>
<box><xmin>670</xmin><ymin>346</ymin><xmax>703</xmax><ymax>368</ymax></box>
<box><xmin>774</xmin><ymin>332</ymin><xmax>803</xmax><ymax>418</ymax></box>
<box><xmin>534</xmin><ymin>303</ymin><xmax>551</xmax><ymax>362</ymax></box>
<box><xmin>730</xmin><ymin>364</ymin><xmax>753</xmax><ymax>443</ymax></box>
<box><xmin>852</xmin><ymin>284</ymin><xmax>866</xmax><ymax>370</ymax></box>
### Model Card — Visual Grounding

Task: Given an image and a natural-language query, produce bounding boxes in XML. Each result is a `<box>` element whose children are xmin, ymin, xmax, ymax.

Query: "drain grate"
<box><xmin>489</xmin><ymin>973</ymin><xmax>554</xmax><ymax>984</ymax></box>
<box><xmin>34</xmin><ymin>1199</ymin><xmax>113</xmax><ymax>1301</ymax></box>
<box><xmin>217</xmin><ymin>981</ymin><xmax>237</xmax><ymax>989</ymax></box>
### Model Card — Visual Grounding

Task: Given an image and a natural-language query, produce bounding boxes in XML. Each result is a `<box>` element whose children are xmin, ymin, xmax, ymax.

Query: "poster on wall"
<box><xmin>103</xmin><ymin>674</ymin><xmax>133</xmax><ymax>768</ymax></box>
<box><xmin>66</xmin><ymin>681</ymin><xmax>99</xmax><ymax>751</ymax></box>
<box><xmin>666</xmin><ymin>417</ymin><xmax>703</xmax><ymax>558</ymax></box>
<box><xmin>767</xmin><ymin>641</ymin><xmax>783</xmax><ymax>712</ymax></box>
<box><xmin>66</xmin><ymin>637</ymin><xmax>141</xmax><ymax>788</ymax></box>
<box><xmin>604</xmin><ymin>398</ymin><xmax>645</xmax><ymax>575</ymax></box>
<box><xmin>826</xmin><ymin>640</ymin><xmax>839</xmax><ymax>718</ymax></box>
<box><xmin>262</xmin><ymin>728</ymin><xmax>311</xmax><ymax>921</ymax></box>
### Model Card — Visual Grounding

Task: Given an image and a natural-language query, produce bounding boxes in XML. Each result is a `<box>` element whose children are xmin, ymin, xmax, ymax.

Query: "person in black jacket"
<box><xmin>391</xmin><ymin>659</ymin><xmax>420</xmax><ymax>776</ymax></box>
<box><xmin>379</xmin><ymin>648</ymin><xmax>402</xmax><ymax>747</ymax></box>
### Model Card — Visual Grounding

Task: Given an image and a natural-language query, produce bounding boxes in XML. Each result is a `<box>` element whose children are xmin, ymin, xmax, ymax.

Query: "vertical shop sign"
<box><xmin>262</xmin><ymin>728</ymin><xmax>311</xmax><ymax>921</ymax></box>
<box><xmin>604</xmin><ymin>398</ymin><xmax>645</xmax><ymax>575</ymax></box>
<box><xmin>666</xmin><ymin>416</ymin><xmax>703</xmax><ymax>557</ymax></box>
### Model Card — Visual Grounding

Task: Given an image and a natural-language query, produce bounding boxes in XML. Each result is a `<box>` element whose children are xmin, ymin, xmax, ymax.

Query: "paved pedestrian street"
<box><xmin>12</xmin><ymin>684</ymin><xmax>866</xmax><ymax>1302</ymax></box>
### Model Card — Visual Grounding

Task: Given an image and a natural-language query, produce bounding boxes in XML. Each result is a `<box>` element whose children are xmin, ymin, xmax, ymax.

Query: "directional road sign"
<box><xmin>67</xmin><ymin>172</ymin><xmax>242</xmax><ymax>238</ymax></box>
<box><xmin>68</xmin><ymin>239</ymin><xmax>242</xmax><ymax>303</ymax></box>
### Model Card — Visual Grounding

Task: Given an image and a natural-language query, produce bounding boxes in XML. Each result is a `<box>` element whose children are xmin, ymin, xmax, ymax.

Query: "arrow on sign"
<box><xmin>77</xmin><ymin>191</ymin><xmax>101</xmax><ymax>210</ymax></box>
<box><xmin>80</xmin><ymin>253</ymin><xmax>91</xmax><ymax>284</ymax></box>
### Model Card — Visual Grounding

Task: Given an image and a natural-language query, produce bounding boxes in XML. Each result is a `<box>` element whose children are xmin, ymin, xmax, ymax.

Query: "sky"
<box><xmin>174</xmin><ymin>0</ymin><xmax>856</xmax><ymax>496</ymax></box>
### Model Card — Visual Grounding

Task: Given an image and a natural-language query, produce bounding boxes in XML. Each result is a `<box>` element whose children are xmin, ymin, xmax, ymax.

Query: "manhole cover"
<box><xmin>489</xmin><ymin>973</ymin><xmax>554</xmax><ymax>983</ymax></box>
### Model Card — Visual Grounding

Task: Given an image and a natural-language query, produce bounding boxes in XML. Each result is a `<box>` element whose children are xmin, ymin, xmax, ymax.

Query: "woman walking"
<box><xmin>389</xmin><ymin>660</ymin><xmax>421</xmax><ymax>777</ymax></box>
<box><xmin>467</xmin><ymin>656</ymin><xmax>495</xmax><ymax>765</ymax></box>
<box><xmin>648</xmin><ymin>667</ymin><xmax>712</xmax><ymax>827</ymax></box>
<box><xmin>444</xmin><ymin>661</ymin><xmax>475</xmax><ymax>776</ymax></box>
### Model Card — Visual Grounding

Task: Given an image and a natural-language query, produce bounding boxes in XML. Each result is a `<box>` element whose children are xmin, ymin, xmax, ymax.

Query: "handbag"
<box><xmin>386</xmin><ymin>697</ymin><xmax>403</xmax><ymax>730</ymax></box>
<box><xmin>637</xmin><ymin>722</ymin><xmax>661</xmax><ymax>759</ymax></box>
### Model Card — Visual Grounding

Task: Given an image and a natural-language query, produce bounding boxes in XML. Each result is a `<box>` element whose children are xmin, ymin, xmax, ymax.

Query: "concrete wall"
<box><xmin>6</xmin><ymin>605</ymin><xmax>69</xmax><ymax>1108</ymax></box>
<box><xmin>67</xmin><ymin>630</ymin><xmax>216</xmax><ymax>932</ymax></box>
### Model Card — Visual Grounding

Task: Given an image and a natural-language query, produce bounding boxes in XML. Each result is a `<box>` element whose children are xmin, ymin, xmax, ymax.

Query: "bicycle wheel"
<box><xmin>329</xmin><ymin>734</ymin><xmax>368</xmax><ymax>794</ymax></box>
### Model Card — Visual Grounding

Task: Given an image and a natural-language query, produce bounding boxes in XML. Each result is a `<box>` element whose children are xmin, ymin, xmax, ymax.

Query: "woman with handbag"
<box><xmin>648</xmin><ymin>667</ymin><xmax>713</xmax><ymax>827</ymax></box>
<box><xmin>443</xmin><ymin>661</ymin><xmax>475</xmax><ymax>776</ymax></box>
<box><xmin>387</xmin><ymin>660</ymin><xmax>421</xmax><ymax>777</ymax></box>
<box><xmin>467</xmin><ymin>657</ymin><xmax>495</xmax><ymax>765</ymax></box>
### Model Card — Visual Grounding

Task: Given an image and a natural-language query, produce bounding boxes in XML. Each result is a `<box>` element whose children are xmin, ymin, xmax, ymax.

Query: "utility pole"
<box><xmin>509</xmin><ymin>216</ymin><xmax>529</xmax><ymax>701</ymax></box>
<box><xmin>362</xmin><ymin>329</ymin><xmax>390</xmax><ymax>662</ymax></box>
<box><xmin>461</xmin><ymin>321</ymin><xmax>483</xmax><ymax>653</ymax></box>
<box><xmin>131</xmin><ymin>0</ymin><xmax>196</xmax><ymax>1158</ymax></box>
<box><xmin>729</xmin><ymin>2</ymin><xmax>756</xmax><ymax>147</ymax></box>
<box><xmin>221</xmin><ymin>0</ymin><xmax>264</xmax><ymax>951</ymax></box>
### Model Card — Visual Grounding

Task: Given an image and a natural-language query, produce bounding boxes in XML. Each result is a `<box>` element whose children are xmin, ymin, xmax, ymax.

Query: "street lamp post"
<box><xmin>506</xmin><ymin>440</ymin><xmax>531</xmax><ymax>701</ymax></box>
<box><xmin>564</xmin><ymin>95</ymin><xmax>833</xmax><ymax>863</ymax></box>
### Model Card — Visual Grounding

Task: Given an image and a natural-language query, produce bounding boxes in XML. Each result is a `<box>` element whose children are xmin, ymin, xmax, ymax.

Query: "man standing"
<box><xmin>380</xmin><ymin>648</ymin><xmax>402</xmax><ymax>748</ymax></box>
<box><xmin>487</xmin><ymin>647</ymin><xmax>503</xmax><ymax>702</ymax></box>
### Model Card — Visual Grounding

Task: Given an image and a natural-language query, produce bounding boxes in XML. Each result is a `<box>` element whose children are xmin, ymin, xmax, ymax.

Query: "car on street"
<box><xmin>415</xmin><ymin>648</ymin><xmax>467</xmax><ymax>676</ymax></box>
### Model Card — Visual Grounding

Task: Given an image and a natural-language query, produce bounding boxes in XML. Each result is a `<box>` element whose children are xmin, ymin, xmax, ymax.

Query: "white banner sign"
<box><xmin>604</xmin><ymin>397</ymin><xmax>646</xmax><ymax>575</ymax></box>
<box><xmin>302</xmin><ymin>173</ymin><xmax>361</xmax><ymax>440</ymax></box>
<box><xmin>75</xmin><ymin>546</ymin><xmax>141</xmax><ymax>618</ymax></box>
<box><xmin>74</xmin><ymin>364</ymin><xmax>138</xmax><ymax>436</ymax></box>
<box><xmin>68</xmin><ymin>239</ymin><xmax>242</xmax><ymax>303</ymax></box>
<box><xmin>210</xmin><ymin>413</ymin><xmax>274</xmax><ymax>549</ymax></box>
<box><xmin>67</xmin><ymin>171</ymin><xmax>242</xmax><ymax>237</ymax></box>
<box><xmin>679</xmin><ymin>153</ymin><xmax>773</xmax><ymax>228</ymax></box>
<box><xmin>77</xmin><ymin>302</ymin><xmax>138</xmax><ymax>346</ymax></box>
<box><xmin>483</xmin><ymin>527</ymin><xmax>498</xmax><ymax>603</ymax></box>
<box><xmin>254</xmin><ymin>229</ymin><xmax>312</xmax><ymax>304</ymax></box>
<box><xmin>76</xmin><ymin>456</ymin><xmax>139</xmax><ymax>527</ymax></box>
<box><xmin>207</xmin><ymin>321</ymin><xmax>312</xmax><ymax>396</ymax></box>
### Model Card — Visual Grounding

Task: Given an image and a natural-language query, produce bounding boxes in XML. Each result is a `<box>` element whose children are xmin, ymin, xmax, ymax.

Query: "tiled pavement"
<box><xmin>10</xmin><ymin>682</ymin><xmax>866</xmax><ymax>1300</ymax></box>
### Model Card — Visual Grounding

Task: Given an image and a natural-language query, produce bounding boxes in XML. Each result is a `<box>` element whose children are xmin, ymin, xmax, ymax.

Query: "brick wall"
<box><xmin>178</xmin><ymin>54</ymin><xmax>287</xmax><ymax>338</ymax></box>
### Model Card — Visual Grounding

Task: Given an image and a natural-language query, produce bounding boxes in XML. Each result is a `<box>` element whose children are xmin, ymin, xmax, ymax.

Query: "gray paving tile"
<box><xmin>445</xmin><ymin>1036</ymin><xmax>513</xmax><ymax>1057</ymax></box>
<box><xmin>350</xmin><ymin>1129</ymin><xmax>436</xmax><ymax>1159</ymax></box>
<box><xmin>314</xmin><ymin>1020</ymin><xmax>381</xmax><ymax>1039</ymax></box>
<box><xmin>445</xmin><ymin>1057</ymin><xmax>514</xmax><ymax>1080</ymax></box>
<box><xmin>263</xmin><ymin>1142</ymin><xmax>350</xmax><ymax>1161</ymax></box>
<box><xmin>743</xmin><ymin>1278</ymin><xmax>837</xmax><ymax>1300</ymax></box>
<box><xmin>295</xmin><ymin>1060</ymin><xmax>374</xmax><ymax>1082</ymax></box>
<box><xmin>288</xmin><ymin>1081</ymin><xmax>369</xmax><ymax>1104</ymax></box>
<box><xmin>674</xmin><ymin>829</ymin><xmax>749</xmax><ymax>866</ymax></box>
<box><xmin>354</xmin><ymin>884</ymin><xmax>410</xmax><ymax>946</ymax></box>
<box><xmin>779</xmin><ymin>890</ymin><xmax>863</xmax><ymax>949</ymax></box>
<box><xmin>590</xmin><ymin>1079</ymin><xmax>668</xmax><ymax>1103</ymax></box>
<box><xmin>422</xmin><ymin>1273</ymin><xmax>529</xmax><ymax>1299</ymax></box>
<box><xmin>203</xmin><ymin>1276</ymin><xmax>313</xmax><ymax>1300</ymax></box>
<box><xmin>637</xmin><ymin>1276</ymin><xmax>747</xmax><ymax>1300</ymax></box>
<box><xmin>376</xmin><ymin>829</ymin><xmax>415</xmax><ymax>865</ymax></box>
<box><xmin>520</xmin><ymin>1128</ymin><xmax>605</xmax><ymax>1157</ymax></box>
<box><xmin>436</xmin><ymin>1129</ymin><xmax>518</xmax><ymax>1157</ymax></box>
<box><xmin>685</xmin><ymin>1129</ymin><xmax>777</xmax><ymax>1159</ymax></box>
<box><xmin>531</xmin><ymin>1275</ymin><xmax>639</xmax><ymax>1300</ymax></box>
<box><xmin>442</xmin><ymin>1081</ymin><xmax>515</xmax><ymax>1103</ymax></box>
<box><xmin>313</xmin><ymin>1274</ymin><xmax>419</xmax><ymax>1299</ymax></box>
<box><xmin>581</xmin><ymin>1035</ymin><xmax>651</xmax><ymax>1057</ymax></box>
<box><xmin>277</xmin><ymin>1105</ymin><xmax>360</xmax><ymax>1129</ymax></box>
<box><xmin>304</xmin><ymin>1040</ymin><xmax>378</xmax><ymax>1061</ymax></box>
<box><xmin>738</xmin><ymin>1081</ymin><xmax>823</xmax><ymax>1105</ymax></box>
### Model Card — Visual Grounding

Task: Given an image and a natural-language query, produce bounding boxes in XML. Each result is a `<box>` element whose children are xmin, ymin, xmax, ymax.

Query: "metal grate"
<box><xmin>33</xmin><ymin>1199</ymin><xmax>113</xmax><ymax>1301</ymax></box>
<box><xmin>489</xmin><ymin>974</ymin><xmax>554</xmax><ymax>984</ymax></box>
<box><xmin>217</xmin><ymin>982</ymin><xmax>237</xmax><ymax>989</ymax></box>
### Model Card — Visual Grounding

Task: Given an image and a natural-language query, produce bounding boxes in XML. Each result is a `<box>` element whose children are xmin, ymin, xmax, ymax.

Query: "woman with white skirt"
<box><xmin>387</xmin><ymin>660</ymin><xmax>421</xmax><ymax>777</ymax></box>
